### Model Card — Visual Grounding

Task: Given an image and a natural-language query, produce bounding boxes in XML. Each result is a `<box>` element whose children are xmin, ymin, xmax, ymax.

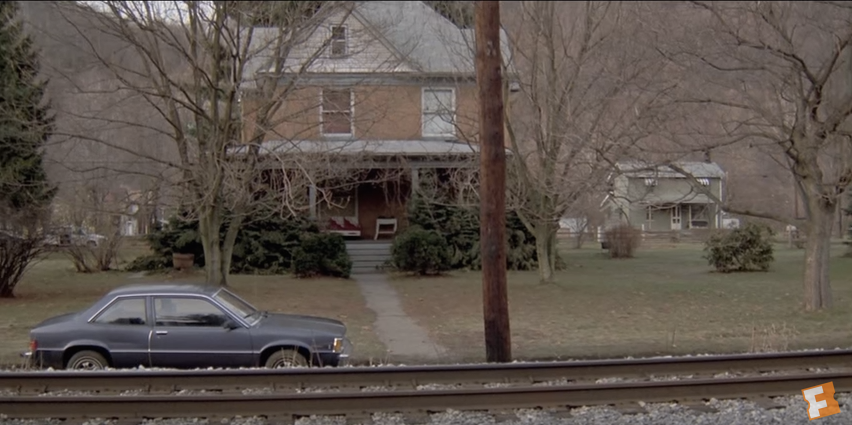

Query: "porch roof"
<box><xmin>615</xmin><ymin>161</ymin><xmax>725</xmax><ymax>179</ymax></box>
<box><xmin>234</xmin><ymin>139</ymin><xmax>489</xmax><ymax>157</ymax></box>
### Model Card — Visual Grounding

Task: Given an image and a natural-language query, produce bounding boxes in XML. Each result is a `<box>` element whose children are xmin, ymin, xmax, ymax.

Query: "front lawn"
<box><xmin>388</xmin><ymin>243</ymin><xmax>852</xmax><ymax>363</ymax></box>
<box><xmin>0</xmin><ymin>248</ymin><xmax>385</xmax><ymax>367</ymax></box>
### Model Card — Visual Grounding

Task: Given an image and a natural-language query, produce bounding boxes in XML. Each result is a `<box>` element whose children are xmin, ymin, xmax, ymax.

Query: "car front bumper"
<box><xmin>315</xmin><ymin>338</ymin><xmax>353</xmax><ymax>367</ymax></box>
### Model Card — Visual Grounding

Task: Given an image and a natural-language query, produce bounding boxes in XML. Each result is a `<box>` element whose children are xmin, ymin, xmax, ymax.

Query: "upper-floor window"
<box><xmin>330</xmin><ymin>25</ymin><xmax>348</xmax><ymax>58</ymax></box>
<box><xmin>422</xmin><ymin>88</ymin><xmax>455</xmax><ymax>138</ymax></box>
<box><xmin>321</xmin><ymin>88</ymin><xmax>353</xmax><ymax>136</ymax></box>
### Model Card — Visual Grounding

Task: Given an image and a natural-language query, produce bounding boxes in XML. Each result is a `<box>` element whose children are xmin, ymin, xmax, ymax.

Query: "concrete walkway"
<box><xmin>354</xmin><ymin>273</ymin><xmax>445</xmax><ymax>363</ymax></box>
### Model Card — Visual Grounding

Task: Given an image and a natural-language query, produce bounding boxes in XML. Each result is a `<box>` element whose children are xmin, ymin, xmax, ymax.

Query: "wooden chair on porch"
<box><xmin>374</xmin><ymin>217</ymin><xmax>398</xmax><ymax>240</ymax></box>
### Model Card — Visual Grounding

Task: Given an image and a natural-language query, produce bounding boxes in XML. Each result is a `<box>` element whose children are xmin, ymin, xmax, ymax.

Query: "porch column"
<box><xmin>410</xmin><ymin>168</ymin><xmax>420</xmax><ymax>197</ymax></box>
<box><xmin>309</xmin><ymin>185</ymin><xmax>317</xmax><ymax>219</ymax></box>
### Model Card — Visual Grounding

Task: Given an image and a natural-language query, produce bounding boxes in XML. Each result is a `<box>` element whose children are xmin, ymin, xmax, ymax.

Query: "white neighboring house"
<box><xmin>120</xmin><ymin>203</ymin><xmax>140</xmax><ymax>237</ymax></box>
<box><xmin>601</xmin><ymin>161</ymin><xmax>727</xmax><ymax>232</ymax></box>
<box><xmin>559</xmin><ymin>217</ymin><xmax>590</xmax><ymax>233</ymax></box>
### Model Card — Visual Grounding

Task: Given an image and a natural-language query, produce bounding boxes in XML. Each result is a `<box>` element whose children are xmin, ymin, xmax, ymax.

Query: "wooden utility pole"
<box><xmin>474</xmin><ymin>0</ymin><xmax>511</xmax><ymax>363</ymax></box>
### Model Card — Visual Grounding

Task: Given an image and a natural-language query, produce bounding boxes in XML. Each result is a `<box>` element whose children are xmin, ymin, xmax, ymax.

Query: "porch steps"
<box><xmin>346</xmin><ymin>241</ymin><xmax>393</xmax><ymax>274</ymax></box>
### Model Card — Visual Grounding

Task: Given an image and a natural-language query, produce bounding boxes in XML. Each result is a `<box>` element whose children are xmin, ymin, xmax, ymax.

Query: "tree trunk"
<box><xmin>803</xmin><ymin>203</ymin><xmax>835</xmax><ymax>311</ymax></box>
<box><xmin>219</xmin><ymin>214</ymin><xmax>245</xmax><ymax>286</ymax></box>
<box><xmin>199</xmin><ymin>207</ymin><xmax>226</xmax><ymax>286</ymax></box>
<box><xmin>0</xmin><ymin>286</ymin><xmax>14</xmax><ymax>299</ymax></box>
<box><xmin>534</xmin><ymin>225</ymin><xmax>557</xmax><ymax>284</ymax></box>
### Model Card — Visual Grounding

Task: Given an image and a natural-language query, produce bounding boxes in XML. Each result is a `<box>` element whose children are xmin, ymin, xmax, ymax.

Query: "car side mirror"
<box><xmin>224</xmin><ymin>319</ymin><xmax>240</xmax><ymax>330</ymax></box>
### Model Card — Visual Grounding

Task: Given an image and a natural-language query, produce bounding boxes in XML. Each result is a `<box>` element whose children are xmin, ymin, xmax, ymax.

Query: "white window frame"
<box><xmin>329</xmin><ymin>25</ymin><xmax>348</xmax><ymax>58</ymax></box>
<box><xmin>421</xmin><ymin>87</ymin><xmax>456</xmax><ymax>138</ymax></box>
<box><xmin>319</xmin><ymin>88</ymin><xmax>354</xmax><ymax>137</ymax></box>
<box><xmin>645</xmin><ymin>206</ymin><xmax>653</xmax><ymax>221</ymax></box>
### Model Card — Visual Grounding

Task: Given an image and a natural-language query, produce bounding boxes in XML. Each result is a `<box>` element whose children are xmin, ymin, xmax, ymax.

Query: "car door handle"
<box><xmin>155</xmin><ymin>330</ymin><xmax>168</xmax><ymax>335</ymax></box>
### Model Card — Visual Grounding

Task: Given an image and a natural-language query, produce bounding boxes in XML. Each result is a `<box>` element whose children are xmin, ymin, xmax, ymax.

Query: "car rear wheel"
<box><xmin>66</xmin><ymin>350</ymin><xmax>108</xmax><ymax>370</ymax></box>
<box><xmin>265</xmin><ymin>349</ymin><xmax>309</xmax><ymax>368</ymax></box>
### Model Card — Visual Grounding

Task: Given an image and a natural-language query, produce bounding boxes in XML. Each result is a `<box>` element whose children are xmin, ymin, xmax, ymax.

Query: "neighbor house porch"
<box><xmin>631</xmin><ymin>202</ymin><xmax>721</xmax><ymax>232</ymax></box>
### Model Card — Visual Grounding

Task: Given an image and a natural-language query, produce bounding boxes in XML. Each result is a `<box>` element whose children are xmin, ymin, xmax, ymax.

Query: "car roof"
<box><xmin>105</xmin><ymin>283</ymin><xmax>222</xmax><ymax>297</ymax></box>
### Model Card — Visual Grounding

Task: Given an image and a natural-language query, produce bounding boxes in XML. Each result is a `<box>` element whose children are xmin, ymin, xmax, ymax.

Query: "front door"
<box><xmin>670</xmin><ymin>205</ymin><xmax>682</xmax><ymax>230</ymax></box>
<box><xmin>87</xmin><ymin>296</ymin><xmax>152</xmax><ymax>368</ymax></box>
<box><xmin>148</xmin><ymin>296</ymin><xmax>254</xmax><ymax>368</ymax></box>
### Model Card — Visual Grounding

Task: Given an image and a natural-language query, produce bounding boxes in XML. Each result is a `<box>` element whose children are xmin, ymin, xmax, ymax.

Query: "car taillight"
<box><xmin>29</xmin><ymin>339</ymin><xmax>37</xmax><ymax>352</ymax></box>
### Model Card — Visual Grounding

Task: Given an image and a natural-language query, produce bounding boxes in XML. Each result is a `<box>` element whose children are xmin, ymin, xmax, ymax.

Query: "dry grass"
<box><xmin>0</xmin><ymin>246</ymin><xmax>385</xmax><ymax>367</ymax></box>
<box><xmin>387</xmin><ymin>242</ymin><xmax>852</xmax><ymax>363</ymax></box>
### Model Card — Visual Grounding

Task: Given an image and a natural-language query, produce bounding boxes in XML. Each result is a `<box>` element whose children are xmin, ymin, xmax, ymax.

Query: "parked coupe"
<box><xmin>23</xmin><ymin>284</ymin><xmax>352</xmax><ymax>370</ymax></box>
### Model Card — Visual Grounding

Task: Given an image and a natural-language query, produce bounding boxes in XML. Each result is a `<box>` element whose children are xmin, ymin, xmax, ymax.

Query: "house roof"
<box><xmin>353</xmin><ymin>1</ymin><xmax>513</xmax><ymax>74</ymax></box>
<box><xmin>243</xmin><ymin>1</ymin><xmax>514</xmax><ymax>81</ymax></box>
<box><xmin>615</xmin><ymin>161</ymin><xmax>725</xmax><ymax>179</ymax></box>
<box><xmin>235</xmin><ymin>139</ymin><xmax>486</xmax><ymax>156</ymax></box>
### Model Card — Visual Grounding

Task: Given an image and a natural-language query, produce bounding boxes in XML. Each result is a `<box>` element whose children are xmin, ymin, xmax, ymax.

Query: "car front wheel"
<box><xmin>66</xmin><ymin>350</ymin><xmax>108</xmax><ymax>370</ymax></box>
<box><xmin>264</xmin><ymin>348</ymin><xmax>309</xmax><ymax>368</ymax></box>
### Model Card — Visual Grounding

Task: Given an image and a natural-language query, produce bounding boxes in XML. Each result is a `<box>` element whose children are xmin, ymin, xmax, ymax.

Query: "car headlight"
<box><xmin>333</xmin><ymin>337</ymin><xmax>343</xmax><ymax>353</ymax></box>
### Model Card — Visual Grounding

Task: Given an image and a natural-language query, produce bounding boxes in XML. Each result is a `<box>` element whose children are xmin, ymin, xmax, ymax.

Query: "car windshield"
<box><xmin>213</xmin><ymin>289</ymin><xmax>259</xmax><ymax>323</ymax></box>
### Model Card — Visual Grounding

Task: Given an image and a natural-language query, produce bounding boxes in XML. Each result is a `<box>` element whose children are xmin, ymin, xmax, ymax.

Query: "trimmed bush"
<box><xmin>604</xmin><ymin>224</ymin><xmax>641</xmax><ymax>258</ymax></box>
<box><xmin>292</xmin><ymin>232</ymin><xmax>352</xmax><ymax>278</ymax></box>
<box><xmin>390</xmin><ymin>226</ymin><xmax>452</xmax><ymax>275</ymax></box>
<box><xmin>406</xmin><ymin>197</ymin><xmax>544</xmax><ymax>271</ymax></box>
<box><xmin>126</xmin><ymin>211</ymin><xmax>319</xmax><ymax>275</ymax></box>
<box><xmin>704</xmin><ymin>223</ymin><xmax>774</xmax><ymax>273</ymax></box>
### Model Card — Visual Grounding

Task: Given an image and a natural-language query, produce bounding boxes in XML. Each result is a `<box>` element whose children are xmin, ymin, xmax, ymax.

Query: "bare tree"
<box><xmin>39</xmin><ymin>0</ymin><xmax>414</xmax><ymax>285</ymax></box>
<box><xmin>497</xmin><ymin>1</ymin><xmax>673</xmax><ymax>283</ymax></box>
<box><xmin>657</xmin><ymin>1</ymin><xmax>852</xmax><ymax>311</ymax></box>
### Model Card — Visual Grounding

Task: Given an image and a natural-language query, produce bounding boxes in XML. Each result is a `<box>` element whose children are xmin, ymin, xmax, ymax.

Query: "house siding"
<box><xmin>243</xmin><ymin>84</ymin><xmax>479</xmax><ymax>142</ymax></box>
<box><xmin>625</xmin><ymin>177</ymin><xmax>722</xmax><ymax>205</ymax></box>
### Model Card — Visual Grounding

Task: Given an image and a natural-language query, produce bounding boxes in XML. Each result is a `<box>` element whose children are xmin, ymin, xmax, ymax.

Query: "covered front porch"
<box><xmin>638</xmin><ymin>202</ymin><xmax>721</xmax><ymax>232</ymax></box>
<box><xmin>252</xmin><ymin>139</ymin><xmax>481</xmax><ymax>241</ymax></box>
<box><xmin>310</xmin><ymin>166</ymin><xmax>475</xmax><ymax>241</ymax></box>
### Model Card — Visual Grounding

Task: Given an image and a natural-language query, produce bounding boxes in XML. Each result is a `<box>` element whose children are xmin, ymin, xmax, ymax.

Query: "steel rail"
<box><xmin>2</xmin><ymin>349</ymin><xmax>851</xmax><ymax>393</ymax></box>
<box><xmin>2</xmin><ymin>371</ymin><xmax>851</xmax><ymax>419</ymax></box>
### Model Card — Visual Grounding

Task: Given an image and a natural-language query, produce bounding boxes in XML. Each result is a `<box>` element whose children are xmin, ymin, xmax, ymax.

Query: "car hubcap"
<box><xmin>272</xmin><ymin>358</ymin><xmax>295</xmax><ymax>368</ymax></box>
<box><xmin>72</xmin><ymin>358</ymin><xmax>103</xmax><ymax>370</ymax></box>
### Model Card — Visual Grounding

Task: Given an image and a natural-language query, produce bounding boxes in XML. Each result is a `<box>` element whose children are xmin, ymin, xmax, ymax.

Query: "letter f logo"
<box><xmin>802</xmin><ymin>382</ymin><xmax>841</xmax><ymax>420</ymax></box>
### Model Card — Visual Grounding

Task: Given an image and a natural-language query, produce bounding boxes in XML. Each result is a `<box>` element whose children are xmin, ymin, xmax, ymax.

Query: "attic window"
<box><xmin>697</xmin><ymin>178</ymin><xmax>710</xmax><ymax>186</ymax></box>
<box><xmin>330</xmin><ymin>25</ymin><xmax>347</xmax><ymax>57</ymax></box>
<box><xmin>644</xmin><ymin>178</ymin><xmax>657</xmax><ymax>186</ymax></box>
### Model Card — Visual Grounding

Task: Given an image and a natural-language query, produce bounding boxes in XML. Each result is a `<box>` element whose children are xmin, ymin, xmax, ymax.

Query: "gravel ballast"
<box><xmin>1</xmin><ymin>394</ymin><xmax>851</xmax><ymax>424</ymax></box>
<box><xmin>2</xmin><ymin>394</ymin><xmax>852</xmax><ymax>424</ymax></box>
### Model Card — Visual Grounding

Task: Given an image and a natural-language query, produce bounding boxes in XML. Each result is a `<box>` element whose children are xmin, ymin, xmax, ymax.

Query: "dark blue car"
<box><xmin>23</xmin><ymin>283</ymin><xmax>352</xmax><ymax>370</ymax></box>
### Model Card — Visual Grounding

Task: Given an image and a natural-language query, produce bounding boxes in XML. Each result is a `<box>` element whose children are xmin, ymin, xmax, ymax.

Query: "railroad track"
<box><xmin>2</xmin><ymin>349</ymin><xmax>850</xmax><ymax>394</ymax></box>
<box><xmin>1</xmin><ymin>372</ymin><xmax>851</xmax><ymax>421</ymax></box>
<box><xmin>0</xmin><ymin>350</ymin><xmax>850</xmax><ymax>421</ymax></box>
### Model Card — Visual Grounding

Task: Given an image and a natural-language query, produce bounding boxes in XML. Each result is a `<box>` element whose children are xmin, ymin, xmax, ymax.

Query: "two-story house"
<box><xmin>602</xmin><ymin>161</ymin><xmax>727</xmax><ymax>232</ymax></box>
<box><xmin>240</xmin><ymin>1</ymin><xmax>513</xmax><ymax>242</ymax></box>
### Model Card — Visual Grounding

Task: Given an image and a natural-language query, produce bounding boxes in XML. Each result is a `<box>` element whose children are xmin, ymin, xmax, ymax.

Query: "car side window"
<box><xmin>94</xmin><ymin>297</ymin><xmax>147</xmax><ymax>325</ymax></box>
<box><xmin>154</xmin><ymin>297</ymin><xmax>229</xmax><ymax>327</ymax></box>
